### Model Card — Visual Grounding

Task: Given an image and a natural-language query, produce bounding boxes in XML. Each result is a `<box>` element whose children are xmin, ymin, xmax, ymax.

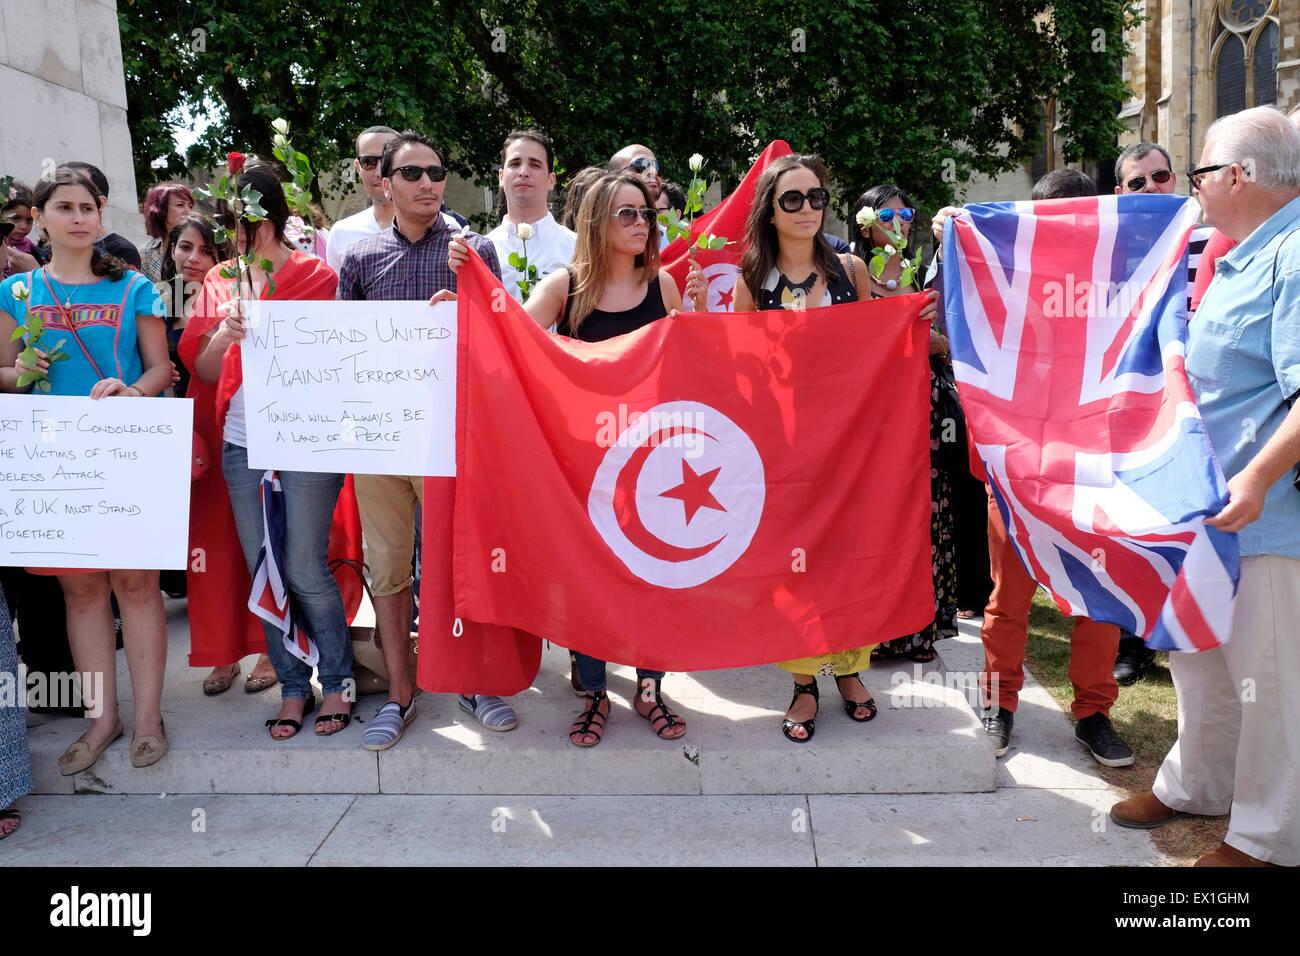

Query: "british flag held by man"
<box><xmin>943</xmin><ymin>194</ymin><xmax>1240</xmax><ymax>652</ymax></box>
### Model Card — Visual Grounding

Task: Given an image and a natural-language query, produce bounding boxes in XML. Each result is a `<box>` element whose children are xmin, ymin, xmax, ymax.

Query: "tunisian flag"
<box><xmin>661</xmin><ymin>140</ymin><xmax>793</xmax><ymax>311</ymax></box>
<box><xmin>449</xmin><ymin>251</ymin><xmax>934</xmax><ymax>672</ymax></box>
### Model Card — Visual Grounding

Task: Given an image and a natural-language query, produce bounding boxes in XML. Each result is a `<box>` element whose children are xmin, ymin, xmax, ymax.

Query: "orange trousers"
<box><xmin>979</xmin><ymin>490</ymin><xmax>1119</xmax><ymax>719</ymax></box>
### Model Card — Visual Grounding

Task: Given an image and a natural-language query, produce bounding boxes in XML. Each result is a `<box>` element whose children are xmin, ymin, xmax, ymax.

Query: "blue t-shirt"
<box><xmin>1186</xmin><ymin>196</ymin><xmax>1300</xmax><ymax>559</ymax></box>
<box><xmin>0</xmin><ymin>268</ymin><xmax>164</xmax><ymax>396</ymax></box>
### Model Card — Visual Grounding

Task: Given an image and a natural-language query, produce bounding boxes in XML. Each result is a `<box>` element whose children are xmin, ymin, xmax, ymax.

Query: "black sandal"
<box><xmin>569</xmin><ymin>691</ymin><xmax>609</xmax><ymax>747</ymax></box>
<box><xmin>782</xmin><ymin>680</ymin><xmax>819</xmax><ymax>742</ymax></box>
<box><xmin>635</xmin><ymin>677</ymin><xmax>686</xmax><ymax>739</ymax></box>
<box><xmin>265</xmin><ymin>694</ymin><xmax>315</xmax><ymax>740</ymax></box>
<box><xmin>836</xmin><ymin>673</ymin><xmax>878</xmax><ymax>722</ymax></box>
<box><xmin>314</xmin><ymin>712</ymin><xmax>352</xmax><ymax>736</ymax></box>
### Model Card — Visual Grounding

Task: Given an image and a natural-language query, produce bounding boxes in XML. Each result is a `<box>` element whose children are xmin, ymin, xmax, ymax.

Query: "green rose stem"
<box><xmin>856</xmin><ymin>206</ymin><xmax>924</xmax><ymax>290</ymax></box>
<box><xmin>7</xmin><ymin>280</ymin><xmax>71</xmax><ymax>393</ymax></box>
<box><xmin>658</xmin><ymin>154</ymin><xmax>728</xmax><ymax>282</ymax></box>
<box><xmin>507</xmin><ymin>222</ymin><xmax>540</xmax><ymax>302</ymax></box>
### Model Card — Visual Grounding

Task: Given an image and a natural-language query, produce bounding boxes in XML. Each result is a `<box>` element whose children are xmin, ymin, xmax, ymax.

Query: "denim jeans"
<box><xmin>221</xmin><ymin>442</ymin><xmax>353</xmax><ymax>699</ymax></box>
<box><xmin>573</xmin><ymin>652</ymin><xmax>664</xmax><ymax>695</ymax></box>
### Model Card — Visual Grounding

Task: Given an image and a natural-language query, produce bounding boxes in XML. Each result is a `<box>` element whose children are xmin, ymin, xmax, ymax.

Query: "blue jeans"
<box><xmin>221</xmin><ymin>442</ymin><xmax>353</xmax><ymax>699</ymax></box>
<box><xmin>574</xmin><ymin>652</ymin><xmax>664</xmax><ymax>695</ymax></box>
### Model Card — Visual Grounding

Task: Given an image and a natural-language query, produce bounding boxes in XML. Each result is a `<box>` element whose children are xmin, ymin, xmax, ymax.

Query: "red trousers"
<box><xmin>979</xmin><ymin>490</ymin><xmax>1119</xmax><ymax>719</ymax></box>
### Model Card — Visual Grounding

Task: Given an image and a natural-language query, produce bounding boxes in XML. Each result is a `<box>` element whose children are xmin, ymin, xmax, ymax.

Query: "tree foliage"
<box><xmin>119</xmin><ymin>0</ymin><xmax>1140</xmax><ymax>218</ymax></box>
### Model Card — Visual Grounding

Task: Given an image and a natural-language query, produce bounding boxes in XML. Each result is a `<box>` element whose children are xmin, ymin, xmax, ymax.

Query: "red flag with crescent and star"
<box><xmin>447</xmin><ymin>248</ymin><xmax>934</xmax><ymax>672</ymax></box>
<box><xmin>661</xmin><ymin>140</ymin><xmax>794</xmax><ymax>311</ymax></box>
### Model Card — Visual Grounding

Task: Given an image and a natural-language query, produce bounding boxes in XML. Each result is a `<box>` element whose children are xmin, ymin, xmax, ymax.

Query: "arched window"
<box><xmin>1211</xmin><ymin>1</ymin><xmax>1279</xmax><ymax>118</ymax></box>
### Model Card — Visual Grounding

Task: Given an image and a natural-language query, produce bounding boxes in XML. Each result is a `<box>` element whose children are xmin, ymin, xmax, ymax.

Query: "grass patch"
<box><xmin>1024</xmin><ymin>591</ymin><xmax>1227</xmax><ymax>864</ymax></box>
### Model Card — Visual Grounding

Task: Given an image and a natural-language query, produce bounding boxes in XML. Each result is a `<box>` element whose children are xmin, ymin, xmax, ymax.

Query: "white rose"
<box><xmin>12</xmin><ymin>279</ymin><xmax>28</xmax><ymax>300</ymax></box>
<box><xmin>883</xmin><ymin>244</ymin><xmax>897</xmax><ymax>257</ymax></box>
<box><xmin>688</xmin><ymin>153</ymin><xmax>705</xmax><ymax>173</ymax></box>
<box><xmin>271</xmin><ymin>117</ymin><xmax>290</xmax><ymax>135</ymax></box>
<box><xmin>855</xmin><ymin>206</ymin><xmax>877</xmax><ymax>230</ymax></box>
<box><xmin>516</xmin><ymin>222</ymin><xmax>533</xmax><ymax>241</ymax></box>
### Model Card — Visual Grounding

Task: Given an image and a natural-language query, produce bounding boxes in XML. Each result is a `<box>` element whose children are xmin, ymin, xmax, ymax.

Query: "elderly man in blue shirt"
<box><xmin>1110</xmin><ymin>105</ymin><xmax>1300</xmax><ymax>867</ymax></box>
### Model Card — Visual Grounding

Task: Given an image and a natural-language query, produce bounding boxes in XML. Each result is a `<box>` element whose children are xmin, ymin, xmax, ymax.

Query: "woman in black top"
<box><xmin>448</xmin><ymin>173</ymin><xmax>705</xmax><ymax>747</ymax></box>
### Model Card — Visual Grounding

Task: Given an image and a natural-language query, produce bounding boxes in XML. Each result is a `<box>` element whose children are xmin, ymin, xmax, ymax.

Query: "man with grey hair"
<box><xmin>1110</xmin><ymin>105</ymin><xmax>1300</xmax><ymax>867</ymax></box>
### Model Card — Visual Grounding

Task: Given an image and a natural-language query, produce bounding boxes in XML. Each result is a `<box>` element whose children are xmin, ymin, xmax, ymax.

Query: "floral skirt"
<box><xmin>1</xmin><ymin>586</ymin><xmax>34</xmax><ymax>808</ymax></box>
<box><xmin>778</xmin><ymin>645</ymin><xmax>873</xmax><ymax>677</ymax></box>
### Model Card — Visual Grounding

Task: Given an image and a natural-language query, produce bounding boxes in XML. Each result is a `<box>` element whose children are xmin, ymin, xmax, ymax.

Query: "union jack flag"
<box><xmin>248</xmin><ymin>470</ymin><xmax>320</xmax><ymax>666</ymax></box>
<box><xmin>943</xmin><ymin>195</ymin><xmax>1240</xmax><ymax>652</ymax></box>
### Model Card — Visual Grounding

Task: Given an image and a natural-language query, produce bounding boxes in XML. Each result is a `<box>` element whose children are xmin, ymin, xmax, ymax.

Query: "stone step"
<box><xmin>23</xmin><ymin>601</ymin><xmax>996</xmax><ymax>796</ymax></box>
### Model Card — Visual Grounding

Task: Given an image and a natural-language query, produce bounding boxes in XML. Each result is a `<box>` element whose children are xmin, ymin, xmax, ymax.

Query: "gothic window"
<box><xmin>1212</xmin><ymin>1</ymin><xmax>1279</xmax><ymax>118</ymax></box>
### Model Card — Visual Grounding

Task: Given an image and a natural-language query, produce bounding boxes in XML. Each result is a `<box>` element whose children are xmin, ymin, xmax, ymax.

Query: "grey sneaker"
<box><xmin>1075</xmin><ymin>713</ymin><xmax>1134</xmax><ymax>767</ymax></box>
<box><xmin>983</xmin><ymin>707</ymin><xmax>1014</xmax><ymax>758</ymax></box>
<box><xmin>362</xmin><ymin>698</ymin><xmax>417</xmax><ymax>751</ymax></box>
<box><xmin>458</xmin><ymin>694</ymin><xmax>519</xmax><ymax>732</ymax></box>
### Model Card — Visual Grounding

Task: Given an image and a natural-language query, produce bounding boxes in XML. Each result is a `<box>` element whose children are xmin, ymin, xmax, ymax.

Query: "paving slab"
<box><xmin>310</xmin><ymin>794</ymin><xmax>817</xmax><ymax>866</ymax></box>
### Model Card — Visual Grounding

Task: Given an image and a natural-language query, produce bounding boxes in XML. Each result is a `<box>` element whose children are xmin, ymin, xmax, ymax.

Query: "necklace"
<box><xmin>871</xmin><ymin>273</ymin><xmax>901</xmax><ymax>291</ymax></box>
<box><xmin>45</xmin><ymin>269</ymin><xmax>82</xmax><ymax>308</ymax></box>
<box><xmin>786</xmin><ymin>271</ymin><xmax>817</xmax><ymax>295</ymax></box>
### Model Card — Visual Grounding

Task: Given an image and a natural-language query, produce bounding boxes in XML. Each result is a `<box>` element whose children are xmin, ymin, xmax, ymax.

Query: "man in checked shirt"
<box><xmin>335</xmin><ymin>129</ymin><xmax>519</xmax><ymax>748</ymax></box>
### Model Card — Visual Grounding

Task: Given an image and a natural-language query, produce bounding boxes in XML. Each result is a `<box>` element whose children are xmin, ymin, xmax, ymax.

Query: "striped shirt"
<box><xmin>335</xmin><ymin>212</ymin><xmax>501</xmax><ymax>301</ymax></box>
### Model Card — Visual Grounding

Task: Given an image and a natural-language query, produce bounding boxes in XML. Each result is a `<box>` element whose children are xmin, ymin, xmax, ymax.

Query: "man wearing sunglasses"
<box><xmin>1110</xmin><ymin>106</ymin><xmax>1300</xmax><ymax>868</ymax></box>
<box><xmin>335</xmin><ymin>130</ymin><xmax>518</xmax><ymax>746</ymax></box>
<box><xmin>1113</xmin><ymin>142</ymin><xmax>1177</xmax><ymax>196</ymax></box>
<box><xmin>327</xmin><ymin>125</ymin><xmax>399</xmax><ymax>273</ymax></box>
<box><xmin>609</xmin><ymin>144</ymin><xmax>670</xmax><ymax>250</ymax></box>
<box><xmin>489</xmin><ymin>129</ymin><xmax>577</xmax><ymax>304</ymax></box>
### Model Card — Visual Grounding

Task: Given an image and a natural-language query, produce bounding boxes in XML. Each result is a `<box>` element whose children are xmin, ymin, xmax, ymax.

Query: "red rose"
<box><xmin>227</xmin><ymin>151</ymin><xmax>247</xmax><ymax>175</ymax></box>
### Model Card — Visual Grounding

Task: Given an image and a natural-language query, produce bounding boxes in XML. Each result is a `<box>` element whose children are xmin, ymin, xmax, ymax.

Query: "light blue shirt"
<box><xmin>1186</xmin><ymin>196</ymin><xmax>1300</xmax><ymax>559</ymax></box>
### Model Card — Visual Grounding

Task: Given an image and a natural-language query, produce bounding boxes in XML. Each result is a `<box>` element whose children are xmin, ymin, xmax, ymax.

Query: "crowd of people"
<box><xmin>1</xmin><ymin>105</ymin><xmax>1297</xmax><ymax>869</ymax></box>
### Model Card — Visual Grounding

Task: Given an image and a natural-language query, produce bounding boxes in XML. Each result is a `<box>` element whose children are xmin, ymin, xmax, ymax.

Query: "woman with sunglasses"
<box><xmin>188</xmin><ymin>160</ymin><xmax>357</xmax><ymax>740</ymax></box>
<box><xmin>731</xmin><ymin>155</ymin><xmax>883</xmax><ymax>741</ymax></box>
<box><xmin>450</xmin><ymin>172</ymin><xmax>704</xmax><ymax>746</ymax></box>
<box><xmin>852</xmin><ymin>183</ymin><xmax>957</xmax><ymax>665</ymax></box>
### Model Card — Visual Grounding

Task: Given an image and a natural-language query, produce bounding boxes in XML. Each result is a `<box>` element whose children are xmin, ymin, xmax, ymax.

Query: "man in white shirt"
<box><xmin>487</xmin><ymin>130</ymin><xmax>576</xmax><ymax>303</ymax></box>
<box><xmin>610</xmin><ymin>143</ymin><xmax>670</xmax><ymax>251</ymax></box>
<box><xmin>325</xmin><ymin>125</ymin><xmax>398</xmax><ymax>273</ymax></box>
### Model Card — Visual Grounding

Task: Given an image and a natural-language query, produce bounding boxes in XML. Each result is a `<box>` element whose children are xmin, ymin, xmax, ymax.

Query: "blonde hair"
<box><xmin>565</xmin><ymin>173</ymin><xmax>660</xmax><ymax>335</ymax></box>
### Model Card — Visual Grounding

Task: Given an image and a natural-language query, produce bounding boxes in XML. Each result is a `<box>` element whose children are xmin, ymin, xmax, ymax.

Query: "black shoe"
<box><xmin>1113</xmin><ymin>647</ymin><xmax>1156</xmax><ymax>686</ymax></box>
<box><xmin>982</xmin><ymin>707</ymin><xmax>1014</xmax><ymax>757</ymax></box>
<box><xmin>1075</xmin><ymin>713</ymin><xmax>1135</xmax><ymax>767</ymax></box>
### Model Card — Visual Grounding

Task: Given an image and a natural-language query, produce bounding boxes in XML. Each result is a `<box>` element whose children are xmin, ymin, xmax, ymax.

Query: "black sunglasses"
<box><xmin>357</xmin><ymin>155</ymin><xmax>382</xmax><ymax>170</ymax></box>
<box><xmin>1187</xmin><ymin>163</ymin><xmax>1230</xmax><ymax>190</ymax></box>
<box><xmin>391</xmin><ymin>164</ymin><xmax>447</xmax><ymax>183</ymax></box>
<box><xmin>611</xmin><ymin>205</ymin><xmax>658</xmax><ymax>227</ymax></box>
<box><xmin>777</xmin><ymin>187</ymin><xmax>830</xmax><ymax>213</ymax></box>
<box><xmin>624</xmin><ymin>157</ymin><xmax>661</xmax><ymax>175</ymax></box>
<box><xmin>1124</xmin><ymin>168</ymin><xmax>1172</xmax><ymax>192</ymax></box>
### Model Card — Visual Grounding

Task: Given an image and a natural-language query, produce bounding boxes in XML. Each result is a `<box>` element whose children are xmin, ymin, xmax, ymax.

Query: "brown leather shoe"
<box><xmin>1194</xmin><ymin>843</ymin><xmax>1279</xmax><ymax>867</ymax></box>
<box><xmin>1110</xmin><ymin>791</ymin><xmax>1186</xmax><ymax>829</ymax></box>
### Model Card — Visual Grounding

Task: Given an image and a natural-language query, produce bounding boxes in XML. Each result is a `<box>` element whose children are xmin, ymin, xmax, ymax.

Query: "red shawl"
<box><xmin>178</xmin><ymin>252</ymin><xmax>363</xmax><ymax>667</ymax></box>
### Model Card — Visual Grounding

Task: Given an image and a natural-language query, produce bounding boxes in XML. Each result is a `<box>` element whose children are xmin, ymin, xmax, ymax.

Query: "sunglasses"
<box><xmin>777</xmin><ymin>188</ymin><xmax>830</xmax><ymax>213</ymax></box>
<box><xmin>1187</xmin><ymin>163</ymin><xmax>1230</xmax><ymax>190</ymax></box>
<box><xmin>611</xmin><ymin>205</ymin><xmax>658</xmax><ymax>227</ymax></box>
<box><xmin>875</xmin><ymin>207</ymin><xmax>915</xmax><ymax>224</ymax></box>
<box><xmin>357</xmin><ymin>155</ymin><xmax>383</xmax><ymax>170</ymax></box>
<box><xmin>624</xmin><ymin>157</ymin><xmax>661</xmax><ymax>175</ymax></box>
<box><xmin>392</xmin><ymin>164</ymin><xmax>447</xmax><ymax>183</ymax></box>
<box><xmin>1124</xmin><ymin>168</ymin><xmax>1172</xmax><ymax>192</ymax></box>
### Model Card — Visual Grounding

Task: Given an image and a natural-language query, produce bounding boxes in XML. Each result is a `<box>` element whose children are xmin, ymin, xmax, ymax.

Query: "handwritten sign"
<box><xmin>240</xmin><ymin>300</ymin><xmax>456</xmax><ymax>476</ymax></box>
<box><xmin>0</xmin><ymin>395</ymin><xmax>194</xmax><ymax>570</ymax></box>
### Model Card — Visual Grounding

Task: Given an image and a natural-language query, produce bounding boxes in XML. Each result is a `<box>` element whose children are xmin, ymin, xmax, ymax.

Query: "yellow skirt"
<box><xmin>778</xmin><ymin>645</ymin><xmax>873</xmax><ymax>677</ymax></box>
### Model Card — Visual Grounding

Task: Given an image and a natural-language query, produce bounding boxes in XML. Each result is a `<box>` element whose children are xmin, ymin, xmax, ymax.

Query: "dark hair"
<box><xmin>740</xmin><ymin>154</ymin><xmax>840</xmax><ymax>303</ymax></box>
<box><xmin>502</xmin><ymin>129</ymin><xmax>555</xmax><ymax>173</ymax></box>
<box><xmin>1031</xmin><ymin>169</ymin><xmax>1097</xmax><ymax>200</ymax></box>
<box><xmin>852</xmin><ymin>183</ymin><xmax>917</xmax><ymax>254</ymax></box>
<box><xmin>660</xmin><ymin>180</ymin><xmax>687</xmax><ymax>213</ymax></box>
<box><xmin>561</xmin><ymin>166</ymin><xmax>606</xmax><ymax>231</ymax></box>
<box><xmin>235</xmin><ymin>161</ymin><xmax>293</xmax><ymax>251</ymax></box>
<box><xmin>2</xmin><ymin>180</ymin><xmax>33</xmax><ymax>213</ymax></box>
<box><xmin>1113</xmin><ymin>142</ymin><xmax>1172</xmax><ymax>183</ymax></box>
<box><xmin>61</xmin><ymin>161</ymin><xmax>110</xmax><ymax>200</ymax></box>
<box><xmin>32</xmin><ymin>167</ymin><xmax>127</xmax><ymax>280</ymax></box>
<box><xmin>143</xmin><ymin>182</ymin><xmax>193</xmax><ymax>239</ymax></box>
<box><xmin>380</xmin><ymin>130</ymin><xmax>443</xmax><ymax>179</ymax></box>
<box><xmin>160</xmin><ymin>214</ymin><xmax>232</xmax><ymax>282</ymax></box>
<box><xmin>356</xmin><ymin>125</ymin><xmax>399</xmax><ymax>155</ymax></box>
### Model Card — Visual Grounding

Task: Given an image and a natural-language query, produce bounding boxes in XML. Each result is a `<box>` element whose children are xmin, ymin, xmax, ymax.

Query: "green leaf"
<box><xmin>266</xmin><ymin>275</ymin><xmax>277</xmax><ymax>297</ymax></box>
<box><xmin>9</xmin><ymin>327</ymin><xmax>25</xmax><ymax>343</ymax></box>
<box><xmin>49</xmin><ymin>351</ymin><xmax>71</xmax><ymax>363</ymax></box>
<box><xmin>507</xmin><ymin>252</ymin><xmax>524</xmax><ymax>269</ymax></box>
<box><xmin>27</xmin><ymin>314</ymin><xmax>43</xmax><ymax>337</ymax></box>
<box><xmin>16</xmin><ymin>371</ymin><xmax>36</xmax><ymax>388</ymax></box>
<box><xmin>36</xmin><ymin>379</ymin><xmax>51</xmax><ymax>393</ymax></box>
<box><xmin>870</xmin><ymin>255</ymin><xmax>886</xmax><ymax>279</ymax></box>
<box><xmin>21</xmin><ymin>347</ymin><xmax>39</xmax><ymax>367</ymax></box>
<box><xmin>259</xmin><ymin>258</ymin><xmax>274</xmax><ymax>273</ymax></box>
<box><xmin>707</xmin><ymin>236</ymin><xmax>728</xmax><ymax>251</ymax></box>
<box><xmin>220</xmin><ymin>266</ymin><xmax>237</xmax><ymax>279</ymax></box>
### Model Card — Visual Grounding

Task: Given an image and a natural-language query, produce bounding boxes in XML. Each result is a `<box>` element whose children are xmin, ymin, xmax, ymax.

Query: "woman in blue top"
<box><xmin>0</xmin><ymin>167</ymin><xmax>172</xmax><ymax>775</ymax></box>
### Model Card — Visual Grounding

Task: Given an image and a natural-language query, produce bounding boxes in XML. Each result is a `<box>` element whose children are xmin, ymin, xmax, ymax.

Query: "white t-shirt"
<box><xmin>223</xmin><ymin>384</ymin><xmax>247</xmax><ymax>447</ymax></box>
<box><xmin>488</xmin><ymin>213</ymin><xmax>578</xmax><ymax>303</ymax></box>
<box><xmin>326</xmin><ymin>206</ymin><xmax>386</xmax><ymax>273</ymax></box>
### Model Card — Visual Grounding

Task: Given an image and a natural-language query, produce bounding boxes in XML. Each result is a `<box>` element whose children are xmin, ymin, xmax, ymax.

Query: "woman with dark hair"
<box><xmin>0</xmin><ymin>167</ymin><xmax>172</xmax><ymax>774</ymax></box>
<box><xmin>449</xmin><ymin>172</ymin><xmax>705</xmax><ymax>747</ymax></box>
<box><xmin>187</xmin><ymin>161</ymin><xmax>357</xmax><ymax>737</ymax></box>
<box><xmin>3</xmin><ymin>180</ymin><xmax>40</xmax><ymax>276</ymax></box>
<box><xmin>160</xmin><ymin>214</ymin><xmax>231</xmax><ymax>398</ymax></box>
<box><xmin>853</xmin><ymin>183</ymin><xmax>958</xmax><ymax>663</ymax></box>
<box><xmin>140</xmin><ymin>182</ymin><xmax>194</xmax><ymax>282</ymax></box>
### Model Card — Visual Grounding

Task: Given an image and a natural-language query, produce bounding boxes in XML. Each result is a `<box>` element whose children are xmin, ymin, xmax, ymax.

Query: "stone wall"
<box><xmin>0</xmin><ymin>0</ymin><xmax>144</xmax><ymax>244</ymax></box>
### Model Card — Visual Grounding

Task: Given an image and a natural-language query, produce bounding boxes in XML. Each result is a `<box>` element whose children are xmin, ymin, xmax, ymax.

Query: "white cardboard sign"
<box><xmin>240</xmin><ymin>300</ymin><xmax>456</xmax><ymax>476</ymax></box>
<box><xmin>0</xmin><ymin>395</ymin><xmax>194</xmax><ymax>570</ymax></box>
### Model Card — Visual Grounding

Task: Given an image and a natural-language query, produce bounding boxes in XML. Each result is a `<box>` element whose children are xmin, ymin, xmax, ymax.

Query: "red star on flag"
<box><xmin>659</xmin><ymin>460</ymin><xmax>727</xmax><ymax>524</ymax></box>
